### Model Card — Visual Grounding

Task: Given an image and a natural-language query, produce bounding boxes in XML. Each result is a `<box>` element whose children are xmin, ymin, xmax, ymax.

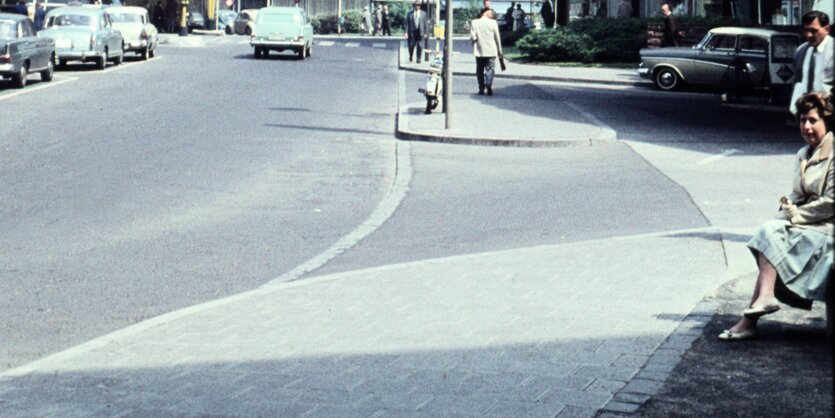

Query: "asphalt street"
<box><xmin>0</xmin><ymin>35</ymin><xmax>802</xmax><ymax>382</ymax></box>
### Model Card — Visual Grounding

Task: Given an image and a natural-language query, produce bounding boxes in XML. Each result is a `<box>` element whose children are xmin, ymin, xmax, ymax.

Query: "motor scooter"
<box><xmin>418</xmin><ymin>53</ymin><xmax>443</xmax><ymax>114</ymax></box>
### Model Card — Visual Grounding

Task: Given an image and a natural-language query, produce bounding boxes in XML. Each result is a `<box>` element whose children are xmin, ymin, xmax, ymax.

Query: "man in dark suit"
<box><xmin>406</xmin><ymin>1</ymin><xmax>428</xmax><ymax>63</ymax></box>
<box><xmin>660</xmin><ymin>3</ymin><xmax>678</xmax><ymax>47</ymax></box>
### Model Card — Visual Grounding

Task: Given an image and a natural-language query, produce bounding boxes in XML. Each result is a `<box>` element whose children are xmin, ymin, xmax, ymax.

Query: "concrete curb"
<box><xmin>395</xmin><ymin>53</ymin><xmax>618</xmax><ymax>148</ymax></box>
<box><xmin>397</xmin><ymin>63</ymin><xmax>652</xmax><ymax>87</ymax></box>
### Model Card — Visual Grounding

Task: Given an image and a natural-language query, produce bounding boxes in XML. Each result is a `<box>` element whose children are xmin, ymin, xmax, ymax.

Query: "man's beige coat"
<box><xmin>470</xmin><ymin>17</ymin><xmax>503</xmax><ymax>58</ymax></box>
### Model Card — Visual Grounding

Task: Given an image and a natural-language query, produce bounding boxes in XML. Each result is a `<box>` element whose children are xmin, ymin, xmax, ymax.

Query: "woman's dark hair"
<box><xmin>480</xmin><ymin>7</ymin><xmax>492</xmax><ymax>16</ymax></box>
<box><xmin>795</xmin><ymin>92</ymin><xmax>833</xmax><ymax>130</ymax></box>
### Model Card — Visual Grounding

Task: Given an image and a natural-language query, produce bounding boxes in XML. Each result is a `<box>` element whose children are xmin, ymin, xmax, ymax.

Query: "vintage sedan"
<box><xmin>232</xmin><ymin>8</ymin><xmax>256</xmax><ymax>35</ymax></box>
<box><xmin>107</xmin><ymin>6</ymin><xmax>157</xmax><ymax>60</ymax></box>
<box><xmin>38</xmin><ymin>6</ymin><xmax>125</xmax><ymax>70</ymax></box>
<box><xmin>217</xmin><ymin>9</ymin><xmax>236</xmax><ymax>34</ymax></box>
<box><xmin>638</xmin><ymin>27</ymin><xmax>800</xmax><ymax>100</ymax></box>
<box><xmin>250</xmin><ymin>6</ymin><xmax>313</xmax><ymax>59</ymax></box>
<box><xmin>0</xmin><ymin>13</ymin><xmax>54</xmax><ymax>88</ymax></box>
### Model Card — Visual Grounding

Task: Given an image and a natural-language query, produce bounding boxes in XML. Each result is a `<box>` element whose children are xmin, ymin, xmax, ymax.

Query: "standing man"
<box><xmin>540</xmin><ymin>0</ymin><xmax>554</xmax><ymax>28</ymax></box>
<box><xmin>470</xmin><ymin>7</ymin><xmax>503</xmax><ymax>96</ymax></box>
<box><xmin>512</xmin><ymin>4</ymin><xmax>525</xmax><ymax>31</ymax></box>
<box><xmin>33</xmin><ymin>2</ymin><xmax>46</xmax><ymax>31</ymax></box>
<box><xmin>790</xmin><ymin>11</ymin><xmax>833</xmax><ymax>114</ymax></box>
<box><xmin>505</xmin><ymin>2</ymin><xmax>514</xmax><ymax>28</ymax></box>
<box><xmin>406</xmin><ymin>1</ymin><xmax>428</xmax><ymax>63</ymax></box>
<box><xmin>660</xmin><ymin>3</ymin><xmax>678</xmax><ymax>47</ymax></box>
<box><xmin>382</xmin><ymin>4</ymin><xmax>391</xmax><ymax>36</ymax></box>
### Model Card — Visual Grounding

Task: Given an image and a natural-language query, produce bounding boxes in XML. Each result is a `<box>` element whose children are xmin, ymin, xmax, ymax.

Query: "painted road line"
<box><xmin>372</xmin><ymin>43</ymin><xmax>386</xmax><ymax>48</ymax></box>
<box><xmin>345</xmin><ymin>42</ymin><xmax>360</xmax><ymax>47</ymax></box>
<box><xmin>318</xmin><ymin>41</ymin><xmax>335</xmax><ymax>46</ymax></box>
<box><xmin>0</xmin><ymin>76</ymin><xmax>77</xmax><ymax>102</ymax></box>
<box><xmin>698</xmin><ymin>149</ymin><xmax>741</xmax><ymax>165</ymax></box>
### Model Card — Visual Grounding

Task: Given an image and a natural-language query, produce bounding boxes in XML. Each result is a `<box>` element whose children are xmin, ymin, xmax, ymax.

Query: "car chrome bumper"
<box><xmin>0</xmin><ymin>62</ymin><xmax>15</xmax><ymax>74</ymax></box>
<box><xmin>250</xmin><ymin>39</ymin><xmax>304</xmax><ymax>48</ymax></box>
<box><xmin>125</xmin><ymin>39</ymin><xmax>150</xmax><ymax>51</ymax></box>
<box><xmin>637</xmin><ymin>67</ymin><xmax>650</xmax><ymax>78</ymax></box>
<box><xmin>56</xmin><ymin>49</ymin><xmax>104</xmax><ymax>61</ymax></box>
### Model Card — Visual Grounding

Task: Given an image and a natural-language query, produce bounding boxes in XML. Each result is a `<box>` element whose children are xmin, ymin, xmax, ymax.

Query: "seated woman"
<box><xmin>720</xmin><ymin>92</ymin><xmax>834</xmax><ymax>341</ymax></box>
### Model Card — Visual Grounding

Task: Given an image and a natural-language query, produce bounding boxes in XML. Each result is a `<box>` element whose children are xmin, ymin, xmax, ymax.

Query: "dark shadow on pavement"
<box><xmin>613</xmin><ymin>274</ymin><xmax>833</xmax><ymax>418</ymax></box>
<box><xmin>664</xmin><ymin>231</ymin><xmax>753</xmax><ymax>243</ymax></box>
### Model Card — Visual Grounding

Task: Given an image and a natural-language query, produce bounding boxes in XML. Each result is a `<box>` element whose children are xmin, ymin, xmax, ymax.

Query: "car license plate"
<box><xmin>55</xmin><ymin>39</ymin><xmax>71</xmax><ymax>49</ymax></box>
<box><xmin>269</xmin><ymin>34</ymin><xmax>284</xmax><ymax>41</ymax></box>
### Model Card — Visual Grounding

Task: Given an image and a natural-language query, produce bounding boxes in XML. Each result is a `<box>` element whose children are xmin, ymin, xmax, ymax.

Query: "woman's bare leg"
<box><xmin>728</xmin><ymin>253</ymin><xmax>778</xmax><ymax>333</ymax></box>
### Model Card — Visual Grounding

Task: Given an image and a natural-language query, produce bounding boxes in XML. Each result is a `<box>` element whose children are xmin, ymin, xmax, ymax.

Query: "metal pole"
<box><xmin>337</xmin><ymin>0</ymin><xmax>342</xmax><ymax>35</ymax></box>
<box><xmin>179</xmin><ymin>0</ymin><xmax>188</xmax><ymax>36</ymax></box>
<box><xmin>443</xmin><ymin>0</ymin><xmax>452</xmax><ymax>128</ymax></box>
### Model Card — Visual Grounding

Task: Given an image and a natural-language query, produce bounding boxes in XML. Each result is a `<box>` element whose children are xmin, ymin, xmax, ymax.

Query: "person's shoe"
<box><xmin>486</xmin><ymin>87</ymin><xmax>493</xmax><ymax>96</ymax></box>
<box><xmin>742</xmin><ymin>299</ymin><xmax>780</xmax><ymax>318</ymax></box>
<box><xmin>477</xmin><ymin>90</ymin><xmax>484</xmax><ymax>95</ymax></box>
<box><xmin>718</xmin><ymin>328</ymin><xmax>758</xmax><ymax>341</ymax></box>
<box><xmin>416</xmin><ymin>59</ymin><xmax>421</xmax><ymax>63</ymax></box>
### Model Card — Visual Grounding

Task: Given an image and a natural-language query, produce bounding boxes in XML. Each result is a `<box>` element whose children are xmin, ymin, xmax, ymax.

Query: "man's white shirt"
<box><xmin>790</xmin><ymin>35</ymin><xmax>833</xmax><ymax>114</ymax></box>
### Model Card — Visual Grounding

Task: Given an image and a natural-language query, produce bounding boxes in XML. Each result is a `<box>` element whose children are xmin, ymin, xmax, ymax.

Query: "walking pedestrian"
<box><xmin>153</xmin><ymin>1</ymin><xmax>165</xmax><ymax>31</ymax></box>
<box><xmin>375</xmin><ymin>4</ymin><xmax>383</xmax><ymax>36</ymax></box>
<box><xmin>660</xmin><ymin>3</ymin><xmax>679</xmax><ymax>47</ymax></box>
<box><xmin>405</xmin><ymin>1</ymin><xmax>427</xmax><ymax>63</ymax></box>
<box><xmin>361</xmin><ymin>6</ymin><xmax>372</xmax><ymax>35</ymax></box>
<box><xmin>719</xmin><ymin>92</ymin><xmax>834</xmax><ymax>341</ymax></box>
<box><xmin>789</xmin><ymin>11</ymin><xmax>833</xmax><ymax>115</ymax></box>
<box><xmin>382</xmin><ymin>4</ymin><xmax>391</xmax><ymax>36</ymax></box>
<box><xmin>470</xmin><ymin>7</ymin><xmax>502</xmax><ymax>96</ymax></box>
<box><xmin>165</xmin><ymin>0</ymin><xmax>177</xmax><ymax>33</ymax></box>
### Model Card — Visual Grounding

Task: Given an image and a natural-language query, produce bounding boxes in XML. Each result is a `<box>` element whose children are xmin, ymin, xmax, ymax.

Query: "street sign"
<box><xmin>777</xmin><ymin>65</ymin><xmax>794</xmax><ymax>83</ymax></box>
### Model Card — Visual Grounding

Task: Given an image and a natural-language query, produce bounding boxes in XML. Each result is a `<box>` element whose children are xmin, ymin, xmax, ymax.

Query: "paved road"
<box><xmin>0</xmin><ymin>40</ymin><xmax>399</xmax><ymax>371</ymax></box>
<box><xmin>0</xmin><ymin>37</ymin><xmax>799</xmax><ymax>379</ymax></box>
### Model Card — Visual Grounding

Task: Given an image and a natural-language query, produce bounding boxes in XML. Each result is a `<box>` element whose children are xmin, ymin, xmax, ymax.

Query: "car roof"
<box><xmin>709</xmin><ymin>26</ymin><xmax>782</xmax><ymax>37</ymax></box>
<box><xmin>105</xmin><ymin>6</ymin><xmax>147</xmax><ymax>14</ymax></box>
<box><xmin>258</xmin><ymin>6</ymin><xmax>302</xmax><ymax>14</ymax></box>
<box><xmin>0</xmin><ymin>13</ymin><xmax>28</xmax><ymax>22</ymax></box>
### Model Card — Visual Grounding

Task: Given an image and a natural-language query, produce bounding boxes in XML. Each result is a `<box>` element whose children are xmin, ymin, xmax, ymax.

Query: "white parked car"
<box><xmin>107</xmin><ymin>5</ymin><xmax>157</xmax><ymax>60</ymax></box>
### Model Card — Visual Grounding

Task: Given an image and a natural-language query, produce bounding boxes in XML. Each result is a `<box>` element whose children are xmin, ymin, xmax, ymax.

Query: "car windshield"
<box><xmin>46</xmin><ymin>13</ymin><xmax>95</xmax><ymax>28</ymax></box>
<box><xmin>259</xmin><ymin>13</ymin><xmax>298</xmax><ymax>24</ymax></box>
<box><xmin>109</xmin><ymin>12</ymin><xmax>144</xmax><ymax>24</ymax></box>
<box><xmin>0</xmin><ymin>20</ymin><xmax>15</xmax><ymax>38</ymax></box>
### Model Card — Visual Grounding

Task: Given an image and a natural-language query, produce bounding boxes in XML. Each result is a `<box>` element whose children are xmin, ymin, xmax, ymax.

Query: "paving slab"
<box><xmin>1</xmin><ymin>231</ymin><xmax>730</xmax><ymax>417</ymax></box>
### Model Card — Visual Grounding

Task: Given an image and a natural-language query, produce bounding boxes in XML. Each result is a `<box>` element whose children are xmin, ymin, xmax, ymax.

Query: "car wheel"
<box><xmin>141</xmin><ymin>47</ymin><xmax>149</xmax><ymax>60</ymax></box>
<box><xmin>297</xmin><ymin>46</ymin><xmax>306</xmax><ymax>59</ymax></box>
<box><xmin>96</xmin><ymin>49</ymin><xmax>108</xmax><ymax>70</ymax></box>
<box><xmin>58</xmin><ymin>59</ymin><xmax>68</xmax><ymax>68</ymax></box>
<box><xmin>654</xmin><ymin>67</ymin><xmax>680</xmax><ymax>91</ymax></box>
<box><xmin>11</xmin><ymin>62</ymin><xmax>27</xmax><ymax>88</ymax></box>
<box><xmin>149</xmin><ymin>47</ymin><xmax>155</xmax><ymax>58</ymax></box>
<box><xmin>225</xmin><ymin>26</ymin><xmax>232</xmax><ymax>35</ymax></box>
<box><xmin>254</xmin><ymin>47</ymin><xmax>262</xmax><ymax>59</ymax></box>
<box><xmin>244</xmin><ymin>26</ymin><xmax>251</xmax><ymax>36</ymax></box>
<box><xmin>41</xmin><ymin>55</ymin><xmax>54</xmax><ymax>82</ymax></box>
<box><xmin>306</xmin><ymin>42</ymin><xmax>312</xmax><ymax>57</ymax></box>
<box><xmin>113</xmin><ymin>49</ymin><xmax>123</xmax><ymax>65</ymax></box>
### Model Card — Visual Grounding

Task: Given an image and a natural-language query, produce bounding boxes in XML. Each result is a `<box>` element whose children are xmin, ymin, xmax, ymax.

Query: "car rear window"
<box><xmin>109</xmin><ymin>13</ymin><xmax>144</xmax><ymax>23</ymax></box>
<box><xmin>260</xmin><ymin>13</ymin><xmax>298</xmax><ymax>24</ymax></box>
<box><xmin>47</xmin><ymin>13</ymin><xmax>94</xmax><ymax>28</ymax></box>
<box><xmin>708</xmin><ymin>34</ymin><xmax>736</xmax><ymax>50</ymax></box>
<box><xmin>0</xmin><ymin>20</ymin><xmax>14</xmax><ymax>38</ymax></box>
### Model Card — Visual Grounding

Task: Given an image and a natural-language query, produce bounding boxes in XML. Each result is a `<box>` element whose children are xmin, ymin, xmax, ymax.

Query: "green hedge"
<box><xmin>516</xmin><ymin>16</ymin><xmax>741</xmax><ymax>63</ymax></box>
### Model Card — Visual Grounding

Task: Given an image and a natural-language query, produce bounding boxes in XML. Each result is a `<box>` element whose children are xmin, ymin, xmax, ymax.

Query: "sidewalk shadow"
<box><xmin>663</xmin><ymin>231</ymin><xmax>752</xmax><ymax>243</ymax></box>
<box><xmin>631</xmin><ymin>275</ymin><xmax>832</xmax><ymax>418</ymax></box>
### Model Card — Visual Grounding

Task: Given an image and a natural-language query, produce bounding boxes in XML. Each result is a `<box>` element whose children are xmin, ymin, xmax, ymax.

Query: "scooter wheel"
<box><xmin>425</xmin><ymin>98</ymin><xmax>433</xmax><ymax>114</ymax></box>
<box><xmin>431</xmin><ymin>99</ymin><xmax>439</xmax><ymax>110</ymax></box>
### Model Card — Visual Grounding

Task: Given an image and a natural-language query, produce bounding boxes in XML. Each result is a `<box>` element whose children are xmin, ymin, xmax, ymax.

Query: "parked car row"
<box><xmin>0</xmin><ymin>4</ymin><xmax>157</xmax><ymax>88</ymax></box>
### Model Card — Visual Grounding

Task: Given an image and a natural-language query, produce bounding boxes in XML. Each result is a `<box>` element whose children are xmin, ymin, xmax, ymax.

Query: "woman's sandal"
<box><xmin>742</xmin><ymin>299</ymin><xmax>780</xmax><ymax>318</ymax></box>
<box><xmin>718</xmin><ymin>328</ymin><xmax>758</xmax><ymax>341</ymax></box>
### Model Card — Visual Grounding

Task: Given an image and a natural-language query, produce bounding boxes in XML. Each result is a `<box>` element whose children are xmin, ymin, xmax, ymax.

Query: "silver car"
<box><xmin>107</xmin><ymin>6</ymin><xmax>157</xmax><ymax>60</ymax></box>
<box><xmin>0</xmin><ymin>13</ymin><xmax>55</xmax><ymax>88</ymax></box>
<box><xmin>38</xmin><ymin>6</ymin><xmax>124</xmax><ymax>69</ymax></box>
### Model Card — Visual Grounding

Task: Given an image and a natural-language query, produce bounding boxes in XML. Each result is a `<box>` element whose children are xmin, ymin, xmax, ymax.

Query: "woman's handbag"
<box><xmin>499</xmin><ymin>57</ymin><xmax>507</xmax><ymax>72</ymax></box>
